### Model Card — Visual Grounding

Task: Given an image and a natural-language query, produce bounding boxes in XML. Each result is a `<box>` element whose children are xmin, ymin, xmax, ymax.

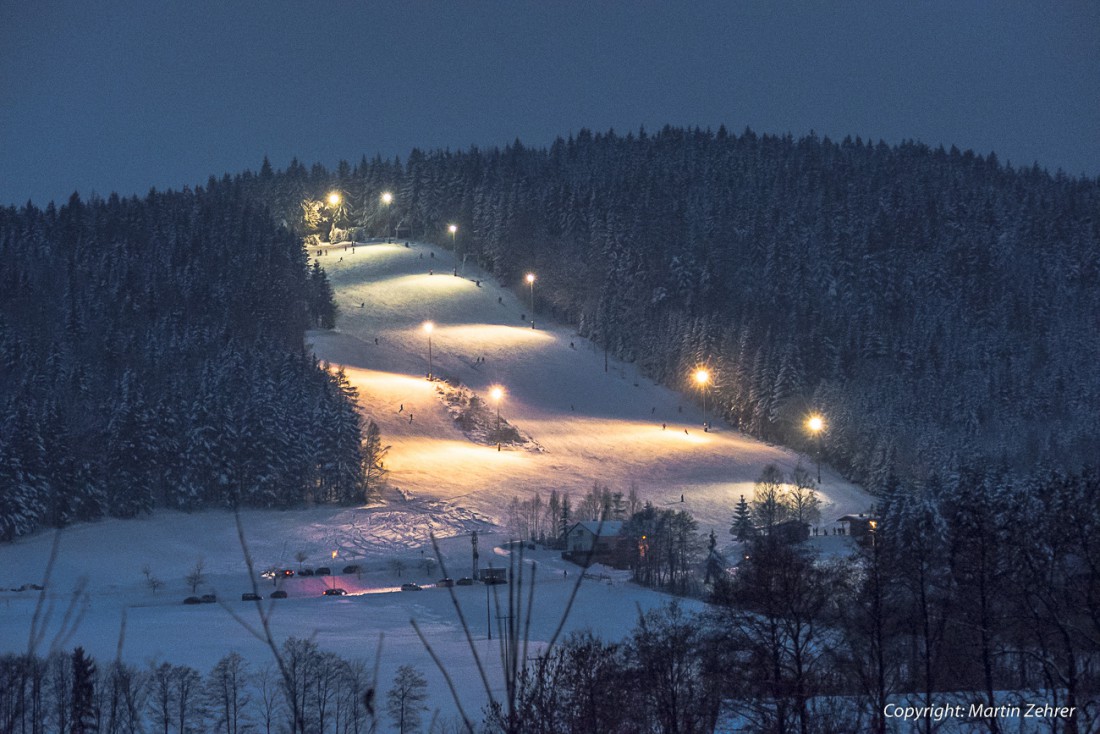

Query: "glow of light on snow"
<box><xmin>388</xmin><ymin>438</ymin><xmax>529</xmax><ymax>468</ymax></box>
<box><xmin>423</xmin><ymin>323</ymin><xmax>554</xmax><ymax>348</ymax></box>
<box><xmin>341</xmin><ymin>369</ymin><xmax>436</xmax><ymax>396</ymax></box>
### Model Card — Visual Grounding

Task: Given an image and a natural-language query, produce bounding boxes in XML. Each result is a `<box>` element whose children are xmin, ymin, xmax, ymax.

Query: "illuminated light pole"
<box><xmin>379</xmin><ymin>191</ymin><xmax>394</xmax><ymax>239</ymax></box>
<box><xmin>490</xmin><ymin>386</ymin><xmax>504</xmax><ymax>451</ymax></box>
<box><xmin>326</xmin><ymin>192</ymin><xmax>343</xmax><ymax>243</ymax></box>
<box><xmin>448</xmin><ymin>224</ymin><xmax>458</xmax><ymax>276</ymax></box>
<box><xmin>330</xmin><ymin>550</ymin><xmax>338</xmax><ymax>590</ymax></box>
<box><xmin>806</xmin><ymin>414</ymin><xmax>825</xmax><ymax>483</ymax></box>
<box><xmin>693</xmin><ymin>369</ymin><xmax>710</xmax><ymax>430</ymax></box>
<box><xmin>525</xmin><ymin>273</ymin><xmax>536</xmax><ymax>327</ymax></box>
<box><xmin>423</xmin><ymin>321</ymin><xmax>434</xmax><ymax>379</ymax></box>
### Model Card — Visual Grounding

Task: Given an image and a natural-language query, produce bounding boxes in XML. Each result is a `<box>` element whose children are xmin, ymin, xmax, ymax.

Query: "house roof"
<box><xmin>837</xmin><ymin>514</ymin><xmax>876</xmax><ymax>523</ymax></box>
<box><xmin>568</xmin><ymin>521</ymin><xmax>624</xmax><ymax>537</ymax></box>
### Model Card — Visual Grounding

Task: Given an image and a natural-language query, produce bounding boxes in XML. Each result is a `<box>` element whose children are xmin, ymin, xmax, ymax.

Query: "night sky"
<box><xmin>2</xmin><ymin>1</ymin><xmax>1097</xmax><ymax>206</ymax></box>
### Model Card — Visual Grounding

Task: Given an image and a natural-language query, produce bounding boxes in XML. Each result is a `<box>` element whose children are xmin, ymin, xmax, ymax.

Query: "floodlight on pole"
<box><xmin>380</xmin><ymin>191</ymin><xmax>393</xmax><ymax>205</ymax></box>
<box><xmin>693</xmin><ymin>369</ymin><xmax>710</xmax><ymax>430</ymax></box>
<box><xmin>327</xmin><ymin>192</ymin><xmax>341</xmax><ymax>207</ymax></box>
<box><xmin>448</xmin><ymin>224</ymin><xmax>459</xmax><ymax>276</ymax></box>
<box><xmin>806</xmin><ymin>414</ymin><xmax>825</xmax><ymax>483</ymax></box>
<box><xmin>525</xmin><ymin>273</ymin><xmax>536</xmax><ymax>325</ymax></box>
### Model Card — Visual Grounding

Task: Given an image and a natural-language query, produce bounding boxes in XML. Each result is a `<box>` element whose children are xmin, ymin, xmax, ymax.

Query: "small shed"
<box><xmin>565</xmin><ymin>521</ymin><xmax>624</xmax><ymax>554</ymax></box>
<box><xmin>837</xmin><ymin>514</ymin><xmax>878</xmax><ymax>541</ymax></box>
<box><xmin>480</xmin><ymin>567</ymin><xmax>508</xmax><ymax>584</ymax></box>
<box><xmin>562</xmin><ymin>521</ymin><xmax>626</xmax><ymax>567</ymax></box>
<box><xmin>768</xmin><ymin>519</ymin><xmax>810</xmax><ymax>543</ymax></box>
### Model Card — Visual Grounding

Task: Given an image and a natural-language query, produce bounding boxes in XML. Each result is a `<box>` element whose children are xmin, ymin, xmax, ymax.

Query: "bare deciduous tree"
<box><xmin>387</xmin><ymin>665</ymin><xmax>428</xmax><ymax>734</ymax></box>
<box><xmin>185</xmin><ymin>558</ymin><xmax>206</xmax><ymax>595</ymax></box>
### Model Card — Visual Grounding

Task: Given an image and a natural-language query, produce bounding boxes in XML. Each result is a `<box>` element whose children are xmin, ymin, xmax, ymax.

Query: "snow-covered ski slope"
<box><xmin>310</xmin><ymin>238</ymin><xmax>872</xmax><ymax>532</ymax></box>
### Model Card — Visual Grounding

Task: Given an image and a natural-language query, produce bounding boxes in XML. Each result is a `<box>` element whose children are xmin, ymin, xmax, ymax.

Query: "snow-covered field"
<box><xmin>0</xmin><ymin>520</ymin><xmax>698</xmax><ymax>727</ymax></box>
<box><xmin>0</xmin><ymin>237</ymin><xmax>871</xmax><ymax>725</ymax></box>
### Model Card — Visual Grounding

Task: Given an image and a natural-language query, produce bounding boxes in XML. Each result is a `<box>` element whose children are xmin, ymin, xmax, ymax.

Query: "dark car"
<box><xmin>270</xmin><ymin>590</ymin><xmax>288</xmax><ymax>599</ymax></box>
<box><xmin>342</xmin><ymin>564</ymin><xmax>360</xmax><ymax>574</ymax></box>
<box><xmin>279</xmin><ymin>569</ymin><xmax>295</xmax><ymax>578</ymax></box>
<box><xmin>241</xmin><ymin>592</ymin><xmax>263</xmax><ymax>601</ymax></box>
<box><xmin>437</xmin><ymin>578</ymin><xmax>454</xmax><ymax>588</ymax></box>
<box><xmin>183</xmin><ymin>596</ymin><xmax>201</xmax><ymax>605</ymax></box>
<box><xmin>400</xmin><ymin>583</ymin><xmax>422</xmax><ymax>591</ymax></box>
<box><xmin>456</xmin><ymin>577</ymin><xmax>475</xmax><ymax>586</ymax></box>
<box><xmin>200</xmin><ymin>594</ymin><xmax>217</xmax><ymax>603</ymax></box>
<box><xmin>322</xmin><ymin>588</ymin><xmax>347</xmax><ymax>596</ymax></box>
<box><xmin>298</xmin><ymin>568</ymin><xmax>314</xmax><ymax>577</ymax></box>
<box><xmin>315</xmin><ymin>567</ymin><xmax>331</xmax><ymax>576</ymax></box>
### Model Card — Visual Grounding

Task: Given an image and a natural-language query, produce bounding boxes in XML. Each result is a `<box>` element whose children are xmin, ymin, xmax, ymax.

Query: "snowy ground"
<box><xmin>0</xmin><ymin>237</ymin><xmax>872</xmax><ymax>727</ymax></box>
<box><xmin>0</xmin><ymin>519</ymin><xmax>705</xmax><ymax>728</ymax></box>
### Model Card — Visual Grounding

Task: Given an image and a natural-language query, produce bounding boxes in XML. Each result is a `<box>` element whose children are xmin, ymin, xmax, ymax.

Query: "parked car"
<box><xmin>322</xmin><ymin>588</ymin><xmax>347</xmax><ymax>596</ymax></box>
<box><xmin>298</xmin><ymin>568</ymin><xmax>314</xmax><ymax>577</ymax></box>
<box><xmin>200</xmin><ymin>594</ymin><xmax>217</xmax><ymax>603</ymax></box>
<box><xmin>456</xmin><ymin>577</ymin><xmax>475</xmax><ymax>586</ymax></box>
<box><xmin>400</xmin><ymin>583</ymin><xmax>422</xmax><ymax>591</ymax></box>
<box><xmin>270</xmin><ymin>590</ymin><xmax>288</xmax><ymax>599</ymax></box>
<box><xmin>315</xmin><ymin>567</ymin><xmax>331</xmax><ymax>576</ymax></box>
<box><xmin>437</xmin><ymin>578</ymin><xmax>454</xmax><ymax>588</ymax></box>
<box><xmin>279</xmin><ymin>569</ymin><xmax>295</xmax><ymax>578</ymax></box>
<box><xmin>183</xmin><ymin>596</ymin><xmax>201</xmax><ymax>605</ymax></box>
<box><xmin>241</xmin><ymin>592</ymin><xmax>262</xmax><ymax>601</ymax></box>
<box><xmin>342</xmin><ymin>564</ymin><xmax>360</xmax><ymax>574</ymax></box>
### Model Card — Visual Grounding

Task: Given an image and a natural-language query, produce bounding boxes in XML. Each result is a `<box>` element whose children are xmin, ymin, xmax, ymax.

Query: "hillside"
<box><xmin>238</xmin><ymin>129</ymin><xmax>1100</xmax><ymax>488</ymax></box>
<box><xmin>309</xmin><ymin>236</ymin><xmax>871</xmax><ymax>531</ymax></box>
